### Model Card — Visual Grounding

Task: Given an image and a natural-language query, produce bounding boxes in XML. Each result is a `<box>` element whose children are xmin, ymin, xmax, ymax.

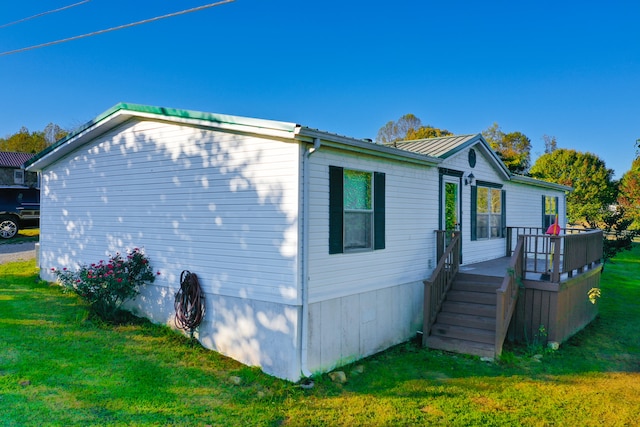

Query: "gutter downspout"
<box><xmin>300</xmin><ymin>137</ymin><xmax>321</xmax><ymax>379</ymax></box>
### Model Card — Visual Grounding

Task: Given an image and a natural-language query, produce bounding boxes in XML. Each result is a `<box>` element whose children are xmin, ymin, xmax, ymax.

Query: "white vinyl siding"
<box><xmin>307</xmin><ymin>147</ymin><xmax>439</xmax><ymax>303</ymax></box>
<box><xmin>38</xmin><ymin>119</ymin><xmax>301</xmax><ymax>304</ymax></box>
<box><xmin>439</xmin><ymin>145</ymin><xmax>507</xmax><ymax>264</ymax></box>
<box><xmin>505</xmin><ymin>182</ymin><xmax>566</xmax><ymax>229</ymax></box>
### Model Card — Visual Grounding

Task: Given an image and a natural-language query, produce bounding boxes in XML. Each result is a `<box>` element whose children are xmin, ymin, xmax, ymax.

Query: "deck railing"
<box><xmin>506</xmin><ymin>227</ymin><xmax>603</xmax><ymax>282</ymax></box>
<box><xmin>495</xmin><ymin>236</ymin><xmax>524</xmax><ymax>356</ymax></box>
<box><xmin>423</xmin><ymin>231</ymin><xmax>460</xmax><ymax>344</ymax></box>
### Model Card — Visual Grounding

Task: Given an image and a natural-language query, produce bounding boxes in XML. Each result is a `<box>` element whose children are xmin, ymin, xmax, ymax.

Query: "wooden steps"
<box><xmin>425</xmin><ymin>273</ymin><xmax>502</xmax><ymax>359</ymax></box>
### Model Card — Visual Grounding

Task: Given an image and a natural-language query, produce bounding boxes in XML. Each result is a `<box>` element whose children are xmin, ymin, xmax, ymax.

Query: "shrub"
<box><xmin>53</xmin><ymin>248</ymin><xmax>156</xmax><ymax>321</ymax></box>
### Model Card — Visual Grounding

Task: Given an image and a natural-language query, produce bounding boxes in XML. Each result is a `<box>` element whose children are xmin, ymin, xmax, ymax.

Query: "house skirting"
<box><xmin>130</xmin><ymin>280</ymin><xmax>425</xmax><ymax>381</ymax></box>
<box><xmin>130</xmin><ymin>285</ymin><xmax>302</xmax><ymax>381</ymax></box>
<box><xmin>307</xmin><ymin>280</ymin><xmax>424</xmax><ymax>375</ymax></box>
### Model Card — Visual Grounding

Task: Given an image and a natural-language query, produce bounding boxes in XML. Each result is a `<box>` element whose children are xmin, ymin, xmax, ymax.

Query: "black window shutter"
<box><xmin>329</xmin><ymin>166</ymin><xmax>344</xmax><ymax>254</ymax></box>
<box><xmin>374</xmin><ymin>172</ymin><xmax>386</xmax><ymax>250</ymax></box>
<box><xmin>541</xmin><ymin>195</ymin><xmax>546</xmax><ymax>227</ymax></box>
<box><xmin>501</xmin><ymin>190</ymin><xmax>507</xmax><ymax>238</ymax></box>
<box><xmin>470</xmin><ymin>185</ymin><xmax>477</xmax><ymax>241</ymax></box>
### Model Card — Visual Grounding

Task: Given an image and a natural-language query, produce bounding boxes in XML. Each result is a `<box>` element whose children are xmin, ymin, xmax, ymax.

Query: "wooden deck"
<box><xmin>460</xmin><ymin>256</ymin><xmax>560</xmax><ymax>281</ymax></box>
<box><xmin>423</xmin><ymin>228</ymin><xmax>603</xmax><ymax>359</ymax></box>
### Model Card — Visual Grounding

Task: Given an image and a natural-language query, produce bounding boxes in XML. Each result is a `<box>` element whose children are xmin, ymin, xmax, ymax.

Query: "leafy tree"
<box><xmin>406</xmin><ymin>125</ymin><xmax>452</xmax><ymax>140</ymax></box>
<box><xmin>617</xmin><ymin>157</ymin><xmax>640</xmax><ymax>228</ymax></box>
<box><xmin>599</xmin><ymin>206</ymin><xmax>639</xmax><ymax>268</ymax></box>
<box><xmin>481</xmin><ymin>122</ymin><xmax>503</xmax><ymax>148</ymax></box>
<box><xmin>529</xmin><ymin>148</ymin><xmax>616</xmax><ymax>224</ymax></box>
<box><xmin>481</xmin><ymin>123</ymin><xmax>531</xmax><ymax>174</ymax></box>
<box><xmin>375</xmin><ymin>114</ymin><xmax>451</xmax><ymax>144</ymax></box>
<box><xmin>0</xmin><ymin>127</ymin><xmax>44</xmax><ymax>153</ymax></box>
<box><xmin>0</xmin><ymin>124</ymin><xmax>67</xmax><ymax>153</ymax></box>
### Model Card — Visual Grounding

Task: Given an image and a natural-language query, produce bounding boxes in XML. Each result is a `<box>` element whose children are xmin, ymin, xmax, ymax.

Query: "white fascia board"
<box><xmin>26</xmin><ymin>111</ymin><xmax>132</xmax><ymax>171</ymax></box>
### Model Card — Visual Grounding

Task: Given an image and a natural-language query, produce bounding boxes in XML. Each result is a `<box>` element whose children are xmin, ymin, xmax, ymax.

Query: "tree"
<box><xmin>0</xmin><ymin>124</ymin><xmax>67</xmax><ymax>153</ymax></box>
<box><xmin>482</xmin><ymin>123</ymin><xmax>531</xmax><ymax>174</ymax></box>
<box><xmin>43</xmin><ymin>123</ymin><xmax>68</xmax><ymax>144</ymax></box>
<box><xmin>529</xmin><ymin>148</ymin><xmax>617</xmax><ymax>224</ymax></box>
<box><xmin>542</xmin><ymin>134</ymin><xmax>558</xmax><ymax>154</ymax></box>
<box><xmin>405</xmin><ymin>125</ymin><xmax>452</xmax><ymax>140</ymax></box>
<box><xmin>500</xmin><ymin>131</ymin><xmax>531</xmax><ymax>174</ymax></box>
<box><xmin>375</xmin><ymin>114</ymin><xmax>451</xmax><ymax>144</ymax></box>
<box><xmin>617</xmin><ymin>157</ymin><xmax>640</xmax><ymax>228</ymax></box>
<box><xmin>0</xmin><ymin>127</ymin><xmax>45</xmax><ymax>153</ymax></box>
<box><xmin>599</xmin><ymin>206</ymin><xmax>639</xmax><ymax>268</ymax></box>
<box><xmin>376</xmin><ymin>114</ymin><xmax>422</xmax><ymax>144</ymax></box>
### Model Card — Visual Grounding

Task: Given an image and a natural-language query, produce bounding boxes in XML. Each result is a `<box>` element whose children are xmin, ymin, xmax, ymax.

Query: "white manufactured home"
<box><xmin>26</xmin><ymin>103</ymin><xmax>570</xmax><ymax>381</ymax></box>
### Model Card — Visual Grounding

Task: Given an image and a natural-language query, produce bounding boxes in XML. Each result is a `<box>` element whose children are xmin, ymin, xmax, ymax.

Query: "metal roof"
<box><xmin>390</xmin><ymin>134</ymin><xmax>571</xmax><ymax>191</ymax></box>
<box><xmin>388</xmin><ymin>134</ymin><xmax>480</xmax><ymax>159</ymax></box>
<box><xmin>0</xmin><ymin>151</ymin><xmax>35</xmax><ymax>168</ymax></box>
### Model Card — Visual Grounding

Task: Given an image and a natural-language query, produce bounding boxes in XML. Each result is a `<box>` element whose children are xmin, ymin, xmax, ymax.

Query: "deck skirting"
<box><xmin>508</xmin><ymin>266</ymin><xmax>602</xmax><ymax>346</ymax></box>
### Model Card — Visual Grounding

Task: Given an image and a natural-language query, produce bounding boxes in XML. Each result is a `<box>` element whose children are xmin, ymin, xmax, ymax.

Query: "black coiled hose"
<box><xmin>174</xmin><ymin>270</ymin><xmax>205</xmax><ymax>338</ymax></box>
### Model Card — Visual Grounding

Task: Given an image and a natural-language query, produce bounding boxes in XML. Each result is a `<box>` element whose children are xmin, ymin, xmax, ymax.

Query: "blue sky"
<box><xmin>1</xmin><ymin>0</ymin><xmax>638</xmax><ymax>177</ymax></box>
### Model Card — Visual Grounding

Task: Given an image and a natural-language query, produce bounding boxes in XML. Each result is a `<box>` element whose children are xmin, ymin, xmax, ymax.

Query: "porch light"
<box><xmin>464</xmin><ymin>172</ymin><xmax>475</xmax><ymax>186</ymax></box>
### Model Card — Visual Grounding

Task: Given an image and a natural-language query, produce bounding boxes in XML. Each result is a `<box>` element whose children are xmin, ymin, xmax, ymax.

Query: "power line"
<box><xmin>0</xmin><ymin>1</ymin><xmax>91</xmax><ymax>29</ymax></box>
<box><xmin>0</xmin><ymin>0</ymin><xmax>235</xmax><ymax>57</ymax></box>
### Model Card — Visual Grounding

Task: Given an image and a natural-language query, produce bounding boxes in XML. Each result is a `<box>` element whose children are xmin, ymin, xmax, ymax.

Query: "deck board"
<box><xmin>460</xmin><ymin>257</ymin><xmax>562</xmax><ymax>281</ymax></box>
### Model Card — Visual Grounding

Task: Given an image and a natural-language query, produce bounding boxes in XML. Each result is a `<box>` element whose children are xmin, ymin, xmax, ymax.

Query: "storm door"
<box><xmin>440</xmin><ymin>174</ymin><xmax>462</xmax><ymax>261</ymax></box>
<box><xmin>442</xmin><ymin>176</ymin><xmax>460</xmax><ymax>234</ymax></box>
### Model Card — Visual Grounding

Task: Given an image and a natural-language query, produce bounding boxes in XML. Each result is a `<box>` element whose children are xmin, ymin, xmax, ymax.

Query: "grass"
<box><xmin>1</xmin><ymin>246</ymin><xmax>639</xmax><ymax>426</ymax></box>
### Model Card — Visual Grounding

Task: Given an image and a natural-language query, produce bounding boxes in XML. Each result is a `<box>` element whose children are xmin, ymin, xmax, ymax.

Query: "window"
<box><xmin>14</xmin><ymin>170</ymin><xmax>24</xmax><ymax>185</ymax></box>
<box><xmin>471</xmin><ymin>182</ymin><xmax>505</xmax><ymax>240</ymax></box>
<box><xmin>542</xmin><ymin>195</ymin><xmax>558</xmax><ymax>229</ymax></box>
<box><xmin>329</xmin><ymin>166</ymin><xmax>385</xmax><ymax>254</ymax></box>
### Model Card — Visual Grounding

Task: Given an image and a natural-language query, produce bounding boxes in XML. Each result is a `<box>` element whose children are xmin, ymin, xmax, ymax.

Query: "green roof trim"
<box><xmin>24</xmin><ymin>103</ymin><xmax>299</xmax><ymax>168</ymax></box>
<box><xmin>111</xmin><ymin>103</ymin><xmax>299</xmax><ymax>133</ymax></box>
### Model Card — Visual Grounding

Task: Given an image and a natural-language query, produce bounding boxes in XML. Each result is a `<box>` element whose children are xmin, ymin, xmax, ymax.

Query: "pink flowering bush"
<box><xmin>53</xmin><ymin>248</ymin><xmax>156</xmax><ymax>321</ymax></box>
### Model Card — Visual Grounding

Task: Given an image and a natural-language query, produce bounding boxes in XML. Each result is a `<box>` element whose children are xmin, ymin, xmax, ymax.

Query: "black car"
<box><xmin>0</xmin><ymin>187</ymin><xmax>40</xmax><ymax>239</ymax></box>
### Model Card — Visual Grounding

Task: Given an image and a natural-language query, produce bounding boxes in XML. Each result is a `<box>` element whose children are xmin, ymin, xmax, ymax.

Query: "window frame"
<box><xmin>471</xmin><ymin>181</ymin><xmax>505</xmax><ymax>241</ymax></box>
<box><xmin>14</xmin><ymin>169</ymin><xmax>24</xmax><ymax>185</ymax></box>
<box><xmin>344</xmin><ymin>169</ymin><xmax>373</xmax><ymax>252</ymax></box>
<box><xmin>329</xmin><ymin>166</ymin><xmax>385</xmax><ymax>254</ymax></box>
<box><xmin>542</xmin><ymin>195</ymin><xmax>559</xmax><ymax>229</ymax></box>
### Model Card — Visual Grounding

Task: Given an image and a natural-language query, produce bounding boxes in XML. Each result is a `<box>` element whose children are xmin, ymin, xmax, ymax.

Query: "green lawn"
<box><xmin>1</xmin><ymin>246</ymin><xmax>639</xmax><ymax>426</ymax></box>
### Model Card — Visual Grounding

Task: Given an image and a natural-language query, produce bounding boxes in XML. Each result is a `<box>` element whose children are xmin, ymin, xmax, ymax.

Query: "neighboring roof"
<box><xmin>25</xmin><ymin>103</ymin><xmax>442</xmax><ymax>171</ymax></box>
<box><xmin>0</xmin><ymin>151</ymin><xmax>35</xmax><ymax>168</ymax></box>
